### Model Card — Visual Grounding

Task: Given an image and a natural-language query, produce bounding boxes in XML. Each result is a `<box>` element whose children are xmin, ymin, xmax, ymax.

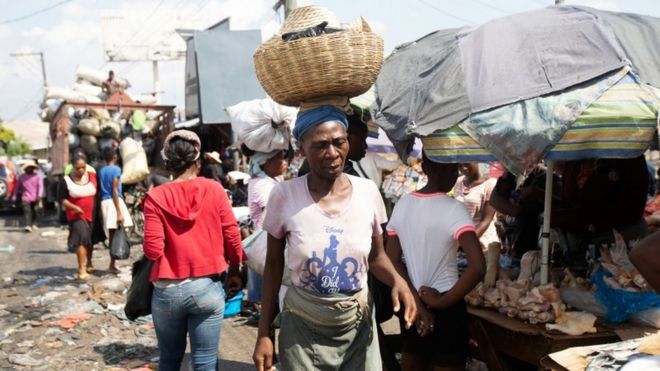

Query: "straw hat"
<box><xmin>205</xmin><ymin>151</ymin><xmax>222</xmax><ymax>164</ymax></box>
<box><xmin>21</xmin><ymin>160</ymin><xmax>39</xmax><ymax>172</ymax></box>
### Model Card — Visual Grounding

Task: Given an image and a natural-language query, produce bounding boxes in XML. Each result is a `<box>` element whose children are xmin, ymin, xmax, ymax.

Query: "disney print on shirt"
<box><xmin>299</xmin><ymin>231</ymin><xmax>362</xmax><ymax>294</ymax></box>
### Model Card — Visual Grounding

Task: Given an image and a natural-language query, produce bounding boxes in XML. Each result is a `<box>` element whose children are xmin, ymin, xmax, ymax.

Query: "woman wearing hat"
<box><xmin>13</xmin><ymin>160</ymin><xmax>43</xmax><ymax>232</ymax></box>
<box><xmin>143</xmin><ymin>130</ymin><xmax>245</xmax><ymax>371</ymax></box>
<box><xmin>253</xmin><ymin>106</ymin><xmax>417</xmax><ymax>371</ymax></box>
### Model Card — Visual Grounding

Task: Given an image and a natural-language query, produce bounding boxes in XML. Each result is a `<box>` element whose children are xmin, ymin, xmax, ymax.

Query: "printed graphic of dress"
<box><xmin>300</xmin><ymin>234</ymin><xmax>361</xmax><ymax>294</ymax></box>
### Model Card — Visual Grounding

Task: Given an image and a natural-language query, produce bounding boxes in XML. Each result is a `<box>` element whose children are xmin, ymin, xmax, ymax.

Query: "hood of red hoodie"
<box><xmin>146</xmin><ymin>178</ymin><xmax>213</xmax><ymax>225</ymax></box>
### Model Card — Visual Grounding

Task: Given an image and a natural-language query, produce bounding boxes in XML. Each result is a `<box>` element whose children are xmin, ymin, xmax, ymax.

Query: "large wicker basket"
<box><xmin>254</xmin><ymin>8</ymin><xmax>384</xmax><ymax>107</ymax></box>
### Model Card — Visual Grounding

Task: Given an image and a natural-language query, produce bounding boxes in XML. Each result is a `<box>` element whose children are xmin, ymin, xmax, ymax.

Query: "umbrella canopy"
<box><xmin>423</xmin><ymin>71</ymin><xmax>659</xmax><ymax>172</ymax></box>
<box><xmin>372</xmin><ymin>5</ymin><xmax>660</xmax><ymax>160</ymax></box>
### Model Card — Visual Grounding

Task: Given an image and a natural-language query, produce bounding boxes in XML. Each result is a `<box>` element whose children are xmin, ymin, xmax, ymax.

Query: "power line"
<box><xmin>99</xmin><ymin>0</ymin><xmax>166</xmax><ymax>69</ymax></box>
<box><xmin>7</xmin><ymin>89</ymin><xmax>44</xmax><ymax>121</ymax></box>
<box><xmin>471</xmin><ymin>0</ymin><xmax>511</xmax><ymax>15</ymax></box>
<box><xmin>0</xmin><ymin>0</ymin><xmax>74</xmax><ymax>25</ymax></box>
<box><xmin>417</xmin><ymin>0</ymin><xmax>474</xmax><ymax>25</ymax></box>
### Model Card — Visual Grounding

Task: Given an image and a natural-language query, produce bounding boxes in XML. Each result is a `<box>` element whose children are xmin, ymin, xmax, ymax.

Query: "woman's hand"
<box><xmin>253</xmin><ymin>336</ymin><xmax>275</xmax><ymax>371</ymax></box>
<box><xmin>391</xmin><ymin>278</ymin><xmax>417</xmax><ymax>330</ymax></box>
<box><xmin>73</xmin><ymin>205</ymin><xmax>84</xmax><ymax>215</ymax></box>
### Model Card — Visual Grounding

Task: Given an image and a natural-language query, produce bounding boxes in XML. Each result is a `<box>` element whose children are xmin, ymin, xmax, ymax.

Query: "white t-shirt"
<box><xmin>263</xmin><ymin>174</ymin><xmax>387</xmax><ymax>294</ymax></box>
<box><xmin>387</xmin><ymin>192</ymin><xmax>475</xmax><ymax>293</ymax></box>
<box><xmin>247</xmin><ymin>176</ymin><xmax>279</xmax><ymax>230</ymax></box>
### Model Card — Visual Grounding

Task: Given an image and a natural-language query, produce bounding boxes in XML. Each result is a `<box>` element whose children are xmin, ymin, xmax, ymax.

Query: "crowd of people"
<box><xmin>36</xmin><ymin>97</ymin><xmax>658</xmax><ymax>370</ymax></box>
<box><xmin>56</xmin><ymin>147</ymin><xmax>134</xmax><ymax>279</ymax></box>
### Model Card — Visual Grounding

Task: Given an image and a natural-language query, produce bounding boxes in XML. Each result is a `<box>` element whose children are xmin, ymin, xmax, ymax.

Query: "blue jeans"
<box><xmin>247</xmin><ymin>268</ymin><xmax>262</xmax><ymax>304</ymax></box>
<box><xmin>151</xmin><ymin>277</ymin><xmax>225</xmax><ymax>371</ymax></box>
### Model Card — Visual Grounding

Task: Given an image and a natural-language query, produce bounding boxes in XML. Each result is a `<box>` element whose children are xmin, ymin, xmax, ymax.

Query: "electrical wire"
<box><xmin>7</xmin><ymin>89</ymin><xmax>44</xmax><ymax>121</ymax></box>
<box><xmin>417</xmin><ymin>0</ymin><xmax>475</xmax><ymax>25</ymax></box>
<box><xmin>98</xmin><ymin>0</ymin><xmax>166</xmax><ymax>69</ymax></box>
<box><xmin>0</xmin><ymin>0</ymin><xmax>74</xmax><ymax>25</ymax></box>
<box><xmin>471</xmin><ymin>0</ymin><xmax>511</xmax><ymax>15</ymax></box>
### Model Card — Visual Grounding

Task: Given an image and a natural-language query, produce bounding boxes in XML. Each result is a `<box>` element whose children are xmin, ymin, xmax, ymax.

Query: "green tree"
<box><xmin>0</xmin><ymin>124</ymin><xmax>15</xmax><ymax>145</ymax></box>
<box><xmin>6</xmin><ymin>138</ymin><xmax>32</xmax><ymax>156</ymax></box>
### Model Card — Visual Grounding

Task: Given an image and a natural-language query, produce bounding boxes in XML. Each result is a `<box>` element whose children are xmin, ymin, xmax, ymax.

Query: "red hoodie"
<box><xmin>143</xmin><ymin>177</ymin><xmax>245</xmax><ymax>282</ymax></box>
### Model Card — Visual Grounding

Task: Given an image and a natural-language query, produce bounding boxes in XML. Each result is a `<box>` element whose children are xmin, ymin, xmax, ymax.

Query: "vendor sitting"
<box><xmin>552</xmin><ymin>156</ymin><xmax>649</xmax><ymax>276</ymax></box>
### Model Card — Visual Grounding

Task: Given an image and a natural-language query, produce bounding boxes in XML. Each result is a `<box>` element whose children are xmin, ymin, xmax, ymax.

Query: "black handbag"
<box><xmin>110</xmin><ymin>226</ymin><xmax>130</xmax><ymax>260</ymax></box>
<box><xmin>125</xmin><ymin>256</ymin><xmax>154</xmax><ymax>321</ymax></box>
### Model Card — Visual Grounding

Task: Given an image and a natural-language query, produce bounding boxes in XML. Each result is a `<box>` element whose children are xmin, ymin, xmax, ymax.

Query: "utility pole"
<box><xmin>152</xmin><ymin>60</ymin><xmax>160</xmax><ymax>104</ymax></box>
<box><xmin>10</xmin><ymin>51</ymin><xmax>47</xmax><ymax>88</ymax></box>
<box><xmin>284</xmin><ymin>0</ymin><xmax>297</xmax><ymax>18</ymax></box>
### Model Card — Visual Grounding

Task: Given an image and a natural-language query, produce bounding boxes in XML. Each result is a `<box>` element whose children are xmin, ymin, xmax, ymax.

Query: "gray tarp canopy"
<box><xmin>371</xmin><ymin>5</ymin><xmax>660</xmax><ymax>158</ymax></box>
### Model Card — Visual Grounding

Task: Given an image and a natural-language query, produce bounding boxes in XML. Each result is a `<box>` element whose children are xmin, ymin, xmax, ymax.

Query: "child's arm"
<box><xmin>420</xmin><ymin>231</ymin><xmax>486</xmax><ymax>310</ymax></box>
<box><xmin>386</xmin><ymin>235</ymin><xmax>435</xmax><ymax>337</ymax></box>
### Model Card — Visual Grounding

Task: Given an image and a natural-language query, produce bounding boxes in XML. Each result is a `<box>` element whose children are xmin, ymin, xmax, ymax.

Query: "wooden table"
<box><xmin>467</xmin><ymin>307</ymin><xmax>621</xmax><ymax>370</ymax></box>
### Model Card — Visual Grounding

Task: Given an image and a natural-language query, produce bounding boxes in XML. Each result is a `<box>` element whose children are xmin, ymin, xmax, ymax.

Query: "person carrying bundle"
<box><xmin>252</xmin><ymin>106</ymin><xmax>417</xmax><ymax>371</ymax></box>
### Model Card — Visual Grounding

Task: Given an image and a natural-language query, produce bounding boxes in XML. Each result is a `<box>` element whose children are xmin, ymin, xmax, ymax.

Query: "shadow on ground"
<box><xmin>217</xmin><ymin>359</ymin><xmax>254</xmax><ymax>370</ymax></box>
<box><xmin>93</xmin><ymin>342</ymin><xmax>159</xmax><ymax>365</ymax></box>
<box><xmin>28</xmin><ymin>250</ymin><xmax>69</xmax><ymax>255</ymax></box>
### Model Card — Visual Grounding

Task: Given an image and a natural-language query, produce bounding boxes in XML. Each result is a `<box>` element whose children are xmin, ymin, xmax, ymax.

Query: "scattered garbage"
<box><xmin>52</xmin><ymin>313</ymin><xmax>92</xmax><ymax>329</ymax></box>
<box><xmin>8</xmin><ymin>354</ymin><xmax>41</xmax><ymax>367</ymax></box>
<box><xmin>0</xmin><ymin>245</ymin><xmax>15</xmax><ymax>253</ymax></box>
<box><xmin>29</xmin><ymin>277</ymin><xmax>50</xmax><ymax>289</ymax></box>
<box><xmin>40</xmin><ymin>231</ymin><xmax>56</xmax><ymax>237</ymax></box>
<box><xmin>97</xmin><ymin>277</ymin><xmax>126</xmax><ymax>293</ymax></box>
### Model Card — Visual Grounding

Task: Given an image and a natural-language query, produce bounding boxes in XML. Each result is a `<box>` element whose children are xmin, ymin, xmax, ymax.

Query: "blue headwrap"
<box><xmin>293</xmin><ymin>105</ymin><xmax>349</xmax><ymax>141</ymax></box>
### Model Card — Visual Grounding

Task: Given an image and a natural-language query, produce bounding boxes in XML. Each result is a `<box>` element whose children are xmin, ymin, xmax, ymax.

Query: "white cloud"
<box><xmin>565</xmin><ymin>0</ymin><xmax>622</xmax><ymax>12</ymax></box>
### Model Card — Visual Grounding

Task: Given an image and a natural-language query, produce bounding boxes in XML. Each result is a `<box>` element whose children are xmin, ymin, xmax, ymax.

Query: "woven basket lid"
<box><xmin>279</xmin><ymin>5</ymin><xmax>341</xmax><ymax>34</ymax></box>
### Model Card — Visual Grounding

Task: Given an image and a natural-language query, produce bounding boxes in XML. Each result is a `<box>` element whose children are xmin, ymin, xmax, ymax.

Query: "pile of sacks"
<box><xmin>40</xmin><ymin>65</ymin><xmax>155</xmax><ymax>122</ymax></box>
<box><xmin>65</xmin><ymin>106</ymin><xmax>157</xmax><ymax>184</ymax></box>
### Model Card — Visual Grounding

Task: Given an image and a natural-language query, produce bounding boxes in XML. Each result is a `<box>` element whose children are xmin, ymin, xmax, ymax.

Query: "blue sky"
<box><xmin>1</xmin><ymin>0</ymin><xmax>659</xmax><ymax>123</ymax></box>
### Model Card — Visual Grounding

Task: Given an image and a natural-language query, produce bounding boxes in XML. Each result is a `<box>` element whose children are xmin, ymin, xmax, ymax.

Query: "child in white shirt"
<box><xmin>386</xmin><ymin>152</ymin><xmax>486</xmax><ymax>371</ymax></box>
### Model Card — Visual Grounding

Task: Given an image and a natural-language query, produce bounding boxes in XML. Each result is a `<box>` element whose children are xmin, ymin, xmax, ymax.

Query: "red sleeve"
<box><xmin>217</xmin><ymin>186</ymin><xmax>245</xmax><ymax>264</ymax></box>
<box><xmin>143</xmin><ymin>194</ymin><xmax>165</xmax><ymax>260</ymax></box>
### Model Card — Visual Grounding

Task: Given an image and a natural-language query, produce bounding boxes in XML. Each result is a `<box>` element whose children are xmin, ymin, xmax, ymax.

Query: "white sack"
<box><xmin>226</xmin><ymin>98</ymin><xmax>297</xmax><ymax>152</ymax></box>
<box><xmin>119</xmin><ymin>138</ymin><xmax>149</xmax><ymax>184</ymax></box>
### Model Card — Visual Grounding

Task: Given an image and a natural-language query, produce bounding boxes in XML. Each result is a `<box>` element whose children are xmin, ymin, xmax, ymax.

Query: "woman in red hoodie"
<box><xmin>143</xmin><ymin>130</ymin><xmax>244</xmax><ymax>371</ymax></box>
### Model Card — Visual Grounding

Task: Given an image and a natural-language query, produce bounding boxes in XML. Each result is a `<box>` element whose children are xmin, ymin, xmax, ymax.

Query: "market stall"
<box><xmin>371</xmin><ymin>4</ymin><xmax>660</xmax><ymax>369</ymax></box>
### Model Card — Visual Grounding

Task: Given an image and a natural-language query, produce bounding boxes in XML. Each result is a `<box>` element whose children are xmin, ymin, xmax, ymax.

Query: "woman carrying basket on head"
<box><xmin>252</xmin><ymin>106</ymin><xmax>417</xmax><ymax>371</ymax></box>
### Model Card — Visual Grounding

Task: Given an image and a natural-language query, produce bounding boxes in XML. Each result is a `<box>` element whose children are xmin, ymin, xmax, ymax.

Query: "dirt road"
<box><xmin>0</xmin><ymin>210</ymin><xmax>256</xmax><ymax>370</ymax></box>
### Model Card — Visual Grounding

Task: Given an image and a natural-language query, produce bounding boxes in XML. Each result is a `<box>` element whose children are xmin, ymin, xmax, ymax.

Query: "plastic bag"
<box><xmin>68</xmin><ymin>133</ymin><xmax>80</xmax><ymax>148</ymax></box>
<box><xmin>120</xmin><ymin>138</ymin><xmax>149</xmax><ymax>184</ymax></box>
<box><xmin>124</xmin><ymin>256</ymin><xmax>154</xmax><ymax>321</ymax></box>
<box><xmin>592</xmin><ymin>270</ymin><xmax>660</xmax><ymax>323</ymax></box>
<box><xmin>110</xmin><ymin>227</ymin><xmax>130</xmax><ymax>260</ymax></box>
<box><xmin>226</xmin><ymin>98</ymin><xmax>297</xmax><ymax>153</ymax></box>
<box><xmin>561</xmin><ymin>286</ymin><xmax>660</xmax><ymax>328</ymax></box>
<box><xmin>281</xmin><ymin>21</ymin><xmax>343</xmax><ymax>42</ymax></box>
<box><xmin>243</xmin><ymin>229</ymin><xmax>267</xmax><ymax>275</ymax></box>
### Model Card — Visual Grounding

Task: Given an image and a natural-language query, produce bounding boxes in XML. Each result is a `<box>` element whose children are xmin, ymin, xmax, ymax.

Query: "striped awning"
<box><xmin>351</xmin><ymin>88</ymin><xmax>380</xmax><ymax>138</ymax></box>
<box><xmin>424</xmin><ymin>77</ymin><xmax>659</xmax><ymax>171</ymax></box>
